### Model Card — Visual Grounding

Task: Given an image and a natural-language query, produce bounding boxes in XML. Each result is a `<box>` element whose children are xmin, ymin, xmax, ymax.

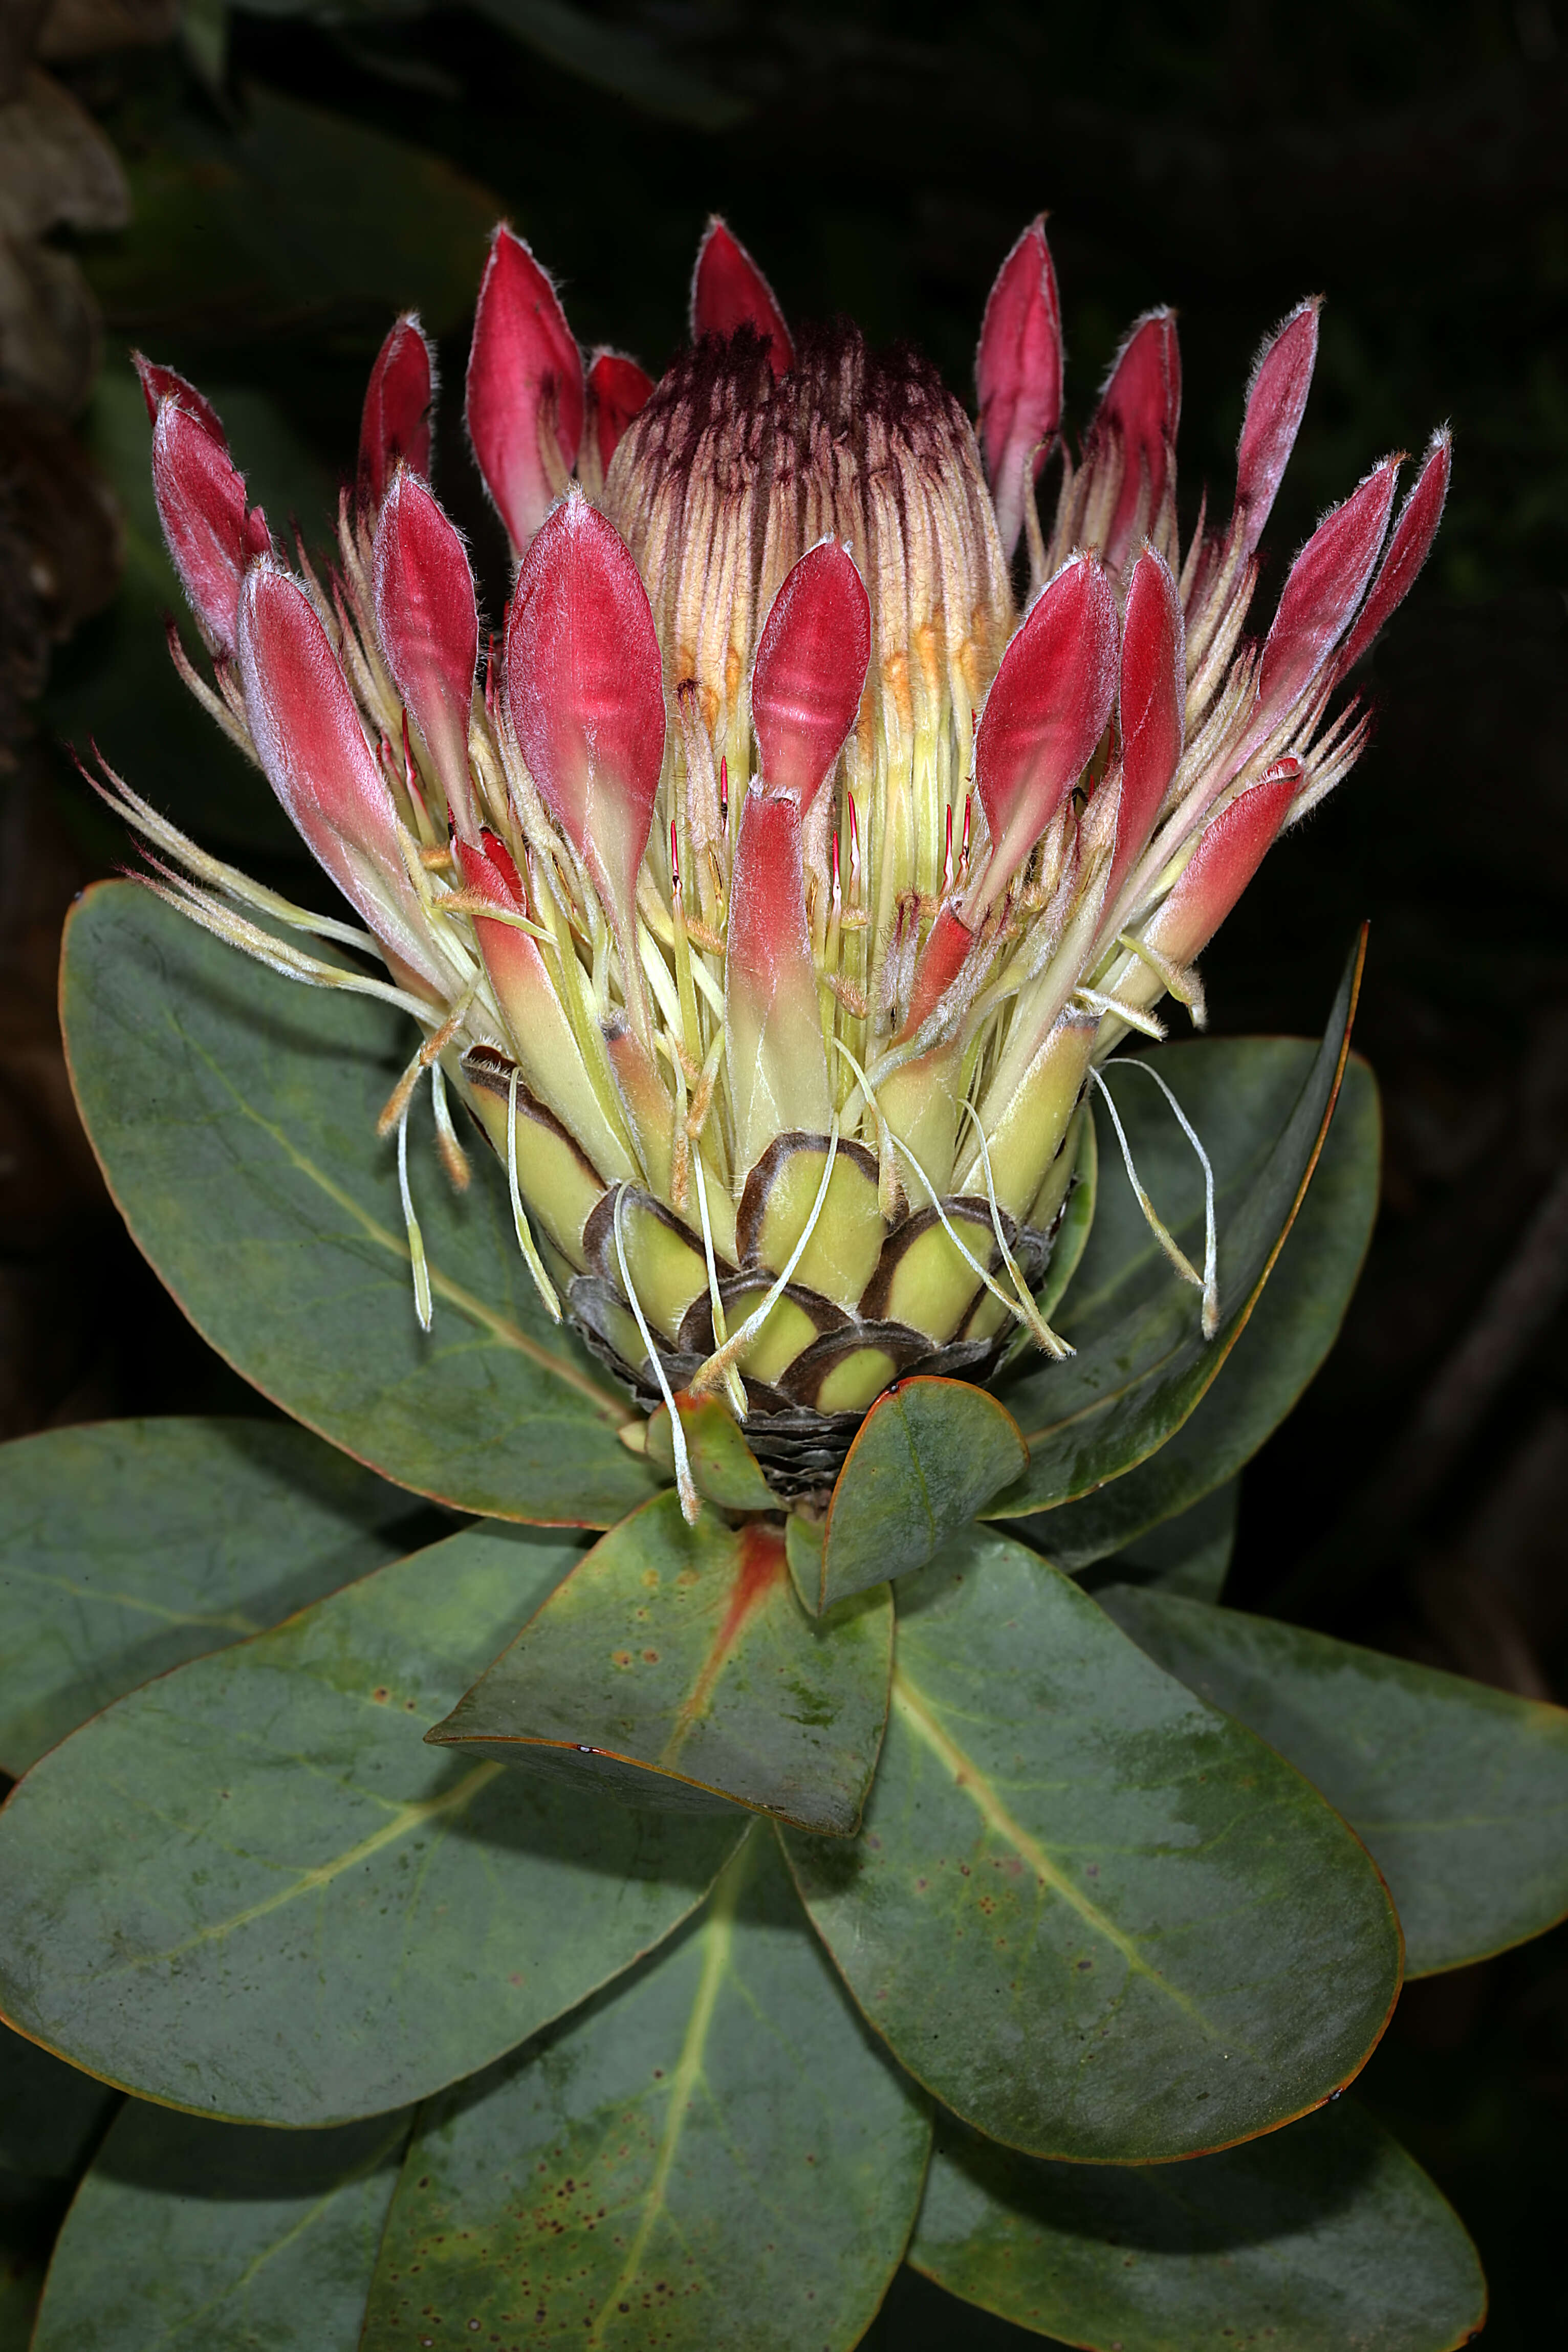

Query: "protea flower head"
<box><xmin>103</xmin><ymin>215</ymin><xmax>1448</xmax><ymax>1517</ymax></box>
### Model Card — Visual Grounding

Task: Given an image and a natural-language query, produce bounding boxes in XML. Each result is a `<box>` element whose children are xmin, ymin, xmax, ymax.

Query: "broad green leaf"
<box><xmin>32</xmin><ymin>2102</ymin><xmax>406</xmax><ymax>2352</ymax></box>
<box><xmin>783</xmin><ymin>1527</ymin><xmax>1401</xmax><ymax>2163</ymax></box>
<box><xmin>910</xmin><ymin>2099</ymin><xmax>1485</xmax><ymax>2352</ymax></box>
<box><xmin>988</xmin><ymin>936</ymin><xmax>1366</xmax><ymax>1522</ymax></box>
<box><xmin>85</xmin><ymin>84</ymin><xmax>502</xmax><ymax>339</ymax></box>
<box><xmin>1081</xmin><ymin>1478</ymin><xmax>1238</xmax><ymax>1605</ymax></box>
<box><xmin>644</xmin><ymin>1394</ymin><xmax>776</xmax><ymax>1512</ymax></box>
<box><xmin>1020</xmin><ymin>1052</ymin><xmax>1379</xmax><ymax>1571</ymax></box>
<box><xmin>431</xmin><ymin>1492</ymin><xmax>891</xmax><ymax>1836</ymax></box>
<box><xmin>0</xmin><ymin>2028</ymin><xmax>115</xmax><ymax>2180</ymax></box>
<box><xmin>361</xmin><ymin>1831</ymin><xmax>928</xmax><ymax>2352</ymax></box>
<box><xmin>47</xmin><ymin>360</ymin><xmax>334</xmax><ymax>859</ymax></box>
<box><xmin>1099</xmin><ymin>1585</ymin><xmax>1568</xmax><ymax>1977</ymax></box>
<box><xmin>0</xmin><ymin>1416</ymin><xmax>429</xmax><ymax>1776</ymax></box>
<box><xmin>60</xmin><ymin>883</ymin><xmax>661</xmax><ymax>1527</ymax></box>
<box><xmin>0</xmin><ymin>1525</ymin><xmax>740</xmax><ymax>2126</ymax></box>
<box><xmin>816</xmin><ymin>1379</ymin><xmax>1028</xmax><ymax>1610</ymax></box>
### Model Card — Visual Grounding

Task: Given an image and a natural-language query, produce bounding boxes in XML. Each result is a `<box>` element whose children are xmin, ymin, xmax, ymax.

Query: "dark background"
<box><xmin>2</xmin><ymin>2</ymin><xmax>1565</xmax><ymax>2341</ymax></box>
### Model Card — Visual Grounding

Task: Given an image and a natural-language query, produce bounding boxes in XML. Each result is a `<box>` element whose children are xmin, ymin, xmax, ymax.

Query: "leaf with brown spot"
<box><xmin>429</xmin><ymin>1491</ymin><xmax>892</xmax><ymax>1835</ymax></box>
<box><xmin>360</xmin><ymin>1832</ymin><xmax>927</xmax><ymax>2352</ymax></box>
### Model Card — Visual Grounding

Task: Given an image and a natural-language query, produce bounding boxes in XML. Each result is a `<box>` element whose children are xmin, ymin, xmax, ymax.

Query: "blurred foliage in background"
<box><xmin>1</xmin><ymin>1</ymin><xmax>1566</xmax><ymax>2343</ymax></box>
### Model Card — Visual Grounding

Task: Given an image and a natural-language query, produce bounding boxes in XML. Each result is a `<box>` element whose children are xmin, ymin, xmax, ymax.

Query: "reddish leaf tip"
<box><xmin>690</xmin><ymin>216</ymin><xmax>794</xmax><ymax>379</ymax></box>
<box><xmin>1150</xmin><ymin>765</ymin><xmax>1300</xmax><ymax>967</ymax></box>
<box><xmin>466</xmin><ymin>223</ymin><xmax>584</xmax><ymax>558</ymax></box>
<box><xmin>1233</xmin><ymin>296</ymin><xmax>1323</xmax><ymax>556</ymax></box>
<box><xmin>503</xmin><ymin>487</ymin><xmax>665</xmax><ymax>940</ymax></box>
<box><xmin>151</xmin><ymin>399</ymin><xmax>270</xmax><ymax>656</ymax></box>
<box><xmin>976</xmin><ymin>215</ymin><xmax>1064</xmax><ymax>563</ymax></box>
<box><xmin>359</xmin><ymin>313</ymin><xmax>435</xmax><ymax>510</ymax></box>
<box><xmin>970</xmin><ymin>553</ymin><xmax>1118</xmax><ymax>915</ymax></box>
<box><xmin>133</xmin><ymin>354</ymin><xmax>228</xmax><ymax>450</ymax></box>
<box><xmin>372</xmin><ymin>467</ymin><xmax>480</xmax><ymax>835</ymax></box>
<box><xmin>1255</xmin><ymin>452</ymin><xmax>1401</xmax><ymax>727</ymax></box>
<box><xmin>1086</xmin><ymin>308</ymin><xmax>1182</xmax><ymax>569</ymax></box>
<box><xmin>750</xmin><ymin>540</ymin><xmax>872</xmax><ymax>813</ymax></box>
<box><xmin>1337</xmin><ymin>426</ymin><xmax>1452</xmax><ymax>674</ymax></box>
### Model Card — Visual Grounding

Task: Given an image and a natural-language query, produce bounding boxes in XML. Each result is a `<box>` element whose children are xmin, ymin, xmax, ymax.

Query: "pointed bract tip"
<box><xmin>466</xmin><ymin>223</ymin><xmax>584</xmax><ymax>559</ymax></box>
<box><xmin>151</xmin><ymin>399</ymin><xmax>271</xmax><ymax>656</ymax></box>
<box><xmin>360</xmin><ymin>313</ymin><xmax>435</xmax><ymax>509</ymax></box>
<box><xmin>1253</xmin><ymin>452</ymin><xmax>1402</xmax><ymax>728</ymax></box>
<box><xmin>976</xmin><ymin>213</ymin><xmax>1064</xmax><ymax>563</ymax></box>
<box><xmin>1233</xmin><ymin>295</ymin><xmax>1323</xmax><ymax>555</ymax></box>
<box><xmin>238</xmin><ymin>560</ymin><xmax>395</xmax><ymax>866</ymax></box>
<box><xmin>690</xmin><ymin>216</ymin><xmax>794</xmax><ymax>379</ymax></box>
<box><xmin>1087</xmin><ymin>308</ymin><xmax>1182</xmax><ymax>568</ymax></box>
<box><xmin>750</xmin><ymin>540</ymin><xmax>871</xmax><ymax>813</ymax></box>
<box><xmin>970</xmin><ymin>552</ymin><xmax>1118</xmax><ymax>916</ymax></box>
<box><xmin>504</xmin><ymin>488</ymin><xmax>665</xmax><ymax>940</ymax></box>
<box><xmin>1149</xmin><ymin>764</ymin><xmax>1300</xmax><ymax>968</ymax></box>
<box><xmin>133</xmin><ymin>354</ymin><xmax>228</xmax><ymax>450</ymax></box>
<box><xmin>372</xmin><ymin>467</ymin><xmax>480</xmax><ymax>835</ymax></box>
<box><xmin>1337</xmin><ymin>425</ymin><xmax>1452</xmax><ymax>673</ymax></box>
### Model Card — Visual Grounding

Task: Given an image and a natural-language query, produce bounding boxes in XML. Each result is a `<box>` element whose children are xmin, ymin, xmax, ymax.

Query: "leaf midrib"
<box><xmin>890</xmin><ymin>1668</ymin><xmax>1235</xmax><ymax>2048</ymax></box>
<box><xmin>83</xmin><ymin>1760</ymin><xmax>504</xmax><ymax>1979</ymax></box>
<box><xmin>584</xmin><ymin>1831</ymin><xmax>753</xmax><ymax>2344</ymax></box>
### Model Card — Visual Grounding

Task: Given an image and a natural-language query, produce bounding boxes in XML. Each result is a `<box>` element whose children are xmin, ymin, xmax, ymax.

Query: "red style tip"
<box><xmin>373</xmin><ymin>469</ymin><xmax>480</xmax><ymax>837</ymax></box>
<box><xmin>359</xmin><ymin>314</ymin><xmax>435</xmax><ymax>510</ymax></box>
<box><xmin>151</xmin><ymin>399</ymin><xmax>271</xmax><ymax>657</ymax></box>
<box><xmin>750</xmin><ymin>541</ymin><xmax>871</xmax><ymax>813</ymax></box>
<box><xmin>690</xmin><ymin>217</ymin><xmax>794</xmax><ymax>379</ymax></box>
<box><xmin>976</xmin><ymin>215</ymin><xmax>1064</xmax><ymax>564</ymax></box>
<box><xmin>585</xmin><ymin>348</ymin><xmax>655</xmax><ymax>481</ymax></box>
<box><xmin>133</xmin><ymin>354</ymin><xmax>227</xmax><ymax>449</ymax></box>
<box><xmin>504</xmin><ymin>488</ymin><xmax>665</xmax><ymax>947</ymax></box>
<box><xmin>1110</xmin><ymin>547</ymin><xmax>1185</xmax><ymax>906</ymax></box>
<box><xmin>1338</xmin><ymin>426</ymin><xmax>1451</xmax><ymax>673</ymax></box>
<box><xmin>466</xmin><ymin>225</ymin><xmax>584</xmax><ymax>559</ymax></box>
<box><xmin>1255</xmin><ymin>454</ymin><xmax>1401</xmax><ymax>729</ymax></box>
<box><xmin>1088</xmin><ymin>308</ymin><xmax>1182</xmax><ymax>569</ymax></box>
<box><xmin>970</xmin><ymin>555</ymin><xmax>1119</xmax><ymax>918</ymax></box>
<box><xmin>1234</xmin><ymin>297</ymin><xmax>1321</xmax><ymax>557</ymax></box>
